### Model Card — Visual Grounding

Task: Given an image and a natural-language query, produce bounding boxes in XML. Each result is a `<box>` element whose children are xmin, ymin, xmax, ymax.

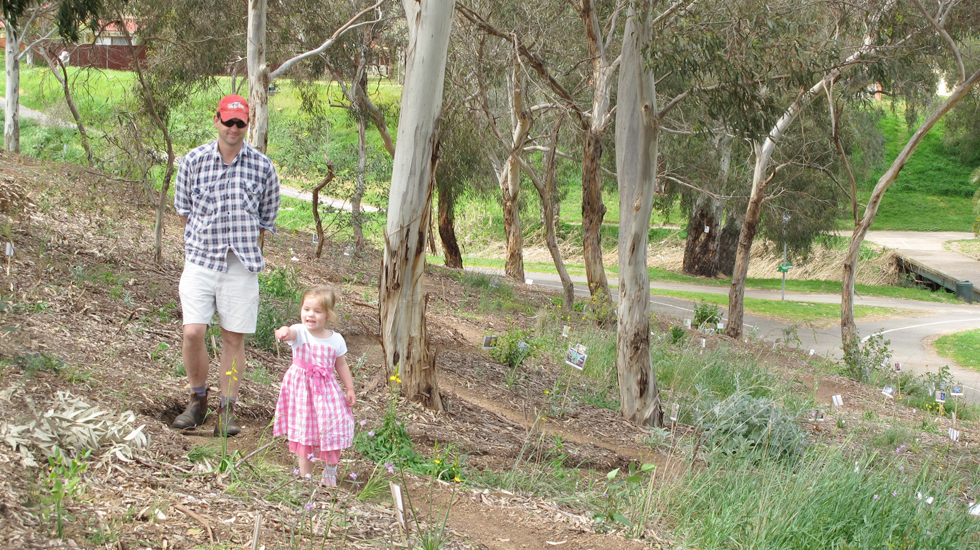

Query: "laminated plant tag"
<box><xmin>832</xmin><ymin>394</ymin><xmax>843</xmax><ymax>407</ymax></box>
<box><xmin>482</xmin><ymin>335</ymin><xmax>498</xmax><ymax>349</ymax></box>
<box><xmin>684</xmin><ymin>319</ymin><xmax>691</xmax><ymax>329</ymax></box>
<box><xmin>4</xmin><ymin>242</ymin><xmax>12</xmax><ymax>256</ymax></box>
<box><xmin>809</xmin><ymin>349</ymin><xmax>815</xmax><ymax>356</ymax></box>
<box><xmin>669</xmin><ymin>403</ymin><xmax>680</xmax><ymax>422</ymax></box>
<box><xmin>816</xmin><ymin>410</ymin><xmax>825</xmax><ymax>422</ymax></box>
<box><xmin>701</xmin><ymin>338</ymin><xmax>706</xmax><ymax>348</ymax></box>
<box><xmin>949</xmin><ymin>428</ymin><xmax>960</xmax><ymax>442</ymax></box>
<box><xmin>882</xmin><ymin>386</ymin><xmax>895</xmax><ymax>399</ymax></box>
<box><xmin>807</xmin><ymin>409</ymin><xmax>818</xmax><ymax>422</ymax></box>
<box><xmin>525</xmin><ymin>278</ymin><xmax>533</xmax><ymax>285</ymax></box>
<box><xmin>562</xmin><ymin>325</ymin><xmax>569</xmax><ymax>338</ymax></box>
<box><xmin>952</xmin><ymin>386</ymin><xmax>964</xmax><ymax>397</ymax></box>
<box><xmin>894</xmin><ymin>362</ymin><xmax>902</xmax><ymax>372</ymax></box>
<box><xmin>936</xmin><ymin>390</ymin><xmax>946</xmax><ymax>403</ymax></box>
<box><xmin>565</xmin><ymin>347</ymin><xmax>586</xmax><ymax>370</ymax></box>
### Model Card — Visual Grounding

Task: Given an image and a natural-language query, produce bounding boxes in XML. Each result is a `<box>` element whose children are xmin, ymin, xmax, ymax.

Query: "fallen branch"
<box><xmin>174</xmin><ymin>504</ymin><xmax>214</xmax><ymax>544</ymax></box>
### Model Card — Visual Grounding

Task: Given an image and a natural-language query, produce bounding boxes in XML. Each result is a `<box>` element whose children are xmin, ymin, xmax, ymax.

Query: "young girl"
<box><xmin>274</xmin><ymin>286</ymin><xmax>355</xmax><ymax>486</ymax></box>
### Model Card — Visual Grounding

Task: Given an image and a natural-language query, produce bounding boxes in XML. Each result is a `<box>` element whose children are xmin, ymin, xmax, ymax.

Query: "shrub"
<box><xmin>488</xmin><ymin>328</ymin><xmax>537</xmax><ymax>371</ymax></box>
<box><xmin>695</xmin><ymin>391</ymin><xmax>806</xmax><ymax>463</ymax></box>
<box><xmin>693</xmin><ymin>300</ymin><xmax>722</xmax><ymax>328</ymax></box>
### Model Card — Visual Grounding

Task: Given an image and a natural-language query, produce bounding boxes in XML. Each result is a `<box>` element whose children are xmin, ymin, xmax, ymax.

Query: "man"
<box><xmin>172</xmin><ymin>95</ymin><xmax>280</xmax><ymax>436</ymax></box>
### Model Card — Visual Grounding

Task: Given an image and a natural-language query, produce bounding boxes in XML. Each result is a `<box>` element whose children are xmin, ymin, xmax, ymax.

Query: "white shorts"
<box><xmin>179</xmin><ymin>251</ymin><xmax>260</xmax><ymax>334</ymax></box>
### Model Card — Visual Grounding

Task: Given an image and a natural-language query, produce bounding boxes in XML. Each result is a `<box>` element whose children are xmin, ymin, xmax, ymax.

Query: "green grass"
<box><xmin>662</xmin><ymin>446</ymin><xmax>979</xmax><ymax>550</ymax></box>
<box><xmin>649</xmin><ymin>288</ymin><xmax>902</xmax><ymax>324</ymax></box>
<box><xmin>433</xmin><ymin>255</ymin><xmax>958</xmax><ymax>304</ymax></box>
<box><xmin>852</xmin><ymin>111</ymin><xmax>976</xmax><ymax>231</ymax></box>
<box><xmin>933</xmin><ymin>329</ymin><xmax>980</xmax><ymax>372</ymax></box>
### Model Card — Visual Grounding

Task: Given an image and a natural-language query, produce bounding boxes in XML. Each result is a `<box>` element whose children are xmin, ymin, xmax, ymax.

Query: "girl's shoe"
<box><xmin>322</xmin><ymin>464</ymin><xmax>338</xmax><ymax>487</ymax></box>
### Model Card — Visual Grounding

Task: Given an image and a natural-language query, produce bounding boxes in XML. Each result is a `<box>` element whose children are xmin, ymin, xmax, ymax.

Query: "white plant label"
<box><xmin>882</xmin><ymin>386</ymin><xmax>895</xmax><ymax>399</ymax></box>
<box><xmin>832</xmin><ymin>394</ymin><xmax>843</xmax><ymax>407</ymax></box>
<box><xmin>894</xmin><ymin>362</ymin><xmax>901</xmax><ymax>372</ymax></box>
<box><xmin>669</xmin><ymin>403</ymin><xmax>680</xmax><ymax>422</ymax></box>
<box><xmin>701</xmin><ymin>338</ymin><xmax>706</xmax><ymax>348</ymax></box>
<box><xmin>390</xmin><ymin>482</ymin><xmax>406</xmax><ymax>530</ymax></box>
<box><xmin>561</xmin><ymin>325</ymin><xmax>569</xmax><ymax>338</ymax></box>
<box><xmin>4</xmin><ymin>242</ymin><xmax>11</xmax><ymax>256</ymax></box>
<box><xmin>952</xmin><ymin>386</ymin><xmax>964</xmax><ymax>397</ymax></box>
<box><xmin>936</xmin><ymin>390</ymin><xmax>946</xmax><ymax>403</ymax></box>
<box><xmin>685</xmin><ymin>319</ymin><xmax>691</xmax><ymax>329</ymax></box>
<box><xmin>949</xmin><ymin>428</ymin><xmax>960</xmax><ymax>442</ymax></box>
<box><xmin>809</xmin><ymin>349</ymin><xmax>815</xmax><ymax>356</ymax></box>
<box><xmin>704</xmin><ymin>225</ymin><xmax>710</xmax><ymax>233</ymax></box>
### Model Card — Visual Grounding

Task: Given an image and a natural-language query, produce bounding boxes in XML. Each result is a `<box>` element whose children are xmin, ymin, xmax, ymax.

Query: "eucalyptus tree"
<box><xmin>458</xmin><ymin>2</ymin><xmax>621</xmax><ymax>311</ymax></box>
<box><xmin>842</xmin><ymin>0</ymin><xmax>980</xmax><ymax>357</ymax></box>
<box><xmin>312</xmin><ymin>1</ymin><xmax>400</xmax><ymax>251</ymax></box>
<box><xmin>247</xmin><ymin>0</ymin><xmax>385</xmax><ymax>154</ymax></box>
<box><xmin>379</xmin><ymin>0</ymin><xmax>454</xmax><ymax>409</ymax></box>
<box><xmin>615</xmin><ymin>0</ymin><xmax>855</xmax><ymax>424</ymax></box>
<box><xmin>1</xmin><ymin>0</ymin><xmax>102</xmax><ymax>152</ymax></box>
<box><xmin>723</xmin><ymin>0</ymin><xmax>908</xmax><ymax>341</ymax></box>
<box><xmin>453</xmin><ymin>2</ymin><xmax>573</xmax><ymax>283</ymax></box>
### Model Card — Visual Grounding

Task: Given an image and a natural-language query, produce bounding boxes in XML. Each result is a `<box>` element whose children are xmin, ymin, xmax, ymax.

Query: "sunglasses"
<box><xmin>220</xmin><ymin>118</ymin><xmax>247</xmax><ymax>129</ymax></box>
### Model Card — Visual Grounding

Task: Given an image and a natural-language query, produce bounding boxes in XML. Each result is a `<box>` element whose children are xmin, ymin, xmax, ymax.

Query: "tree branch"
<box><xmin>269</xmin><ymin>0</ymin><xmax>384</xmax><ymax>80</ymax></box>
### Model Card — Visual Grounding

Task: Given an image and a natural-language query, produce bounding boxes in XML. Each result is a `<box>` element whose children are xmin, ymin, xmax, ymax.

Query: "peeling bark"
<box><xmin>379</xmin><ymin>0</ymin><xmax>454</xmax><ymax>410</ymax></box>
<box><xmin>615</xmin><ymin>0</ymin><xmax>662</xmax><ymax>427</ymax></box>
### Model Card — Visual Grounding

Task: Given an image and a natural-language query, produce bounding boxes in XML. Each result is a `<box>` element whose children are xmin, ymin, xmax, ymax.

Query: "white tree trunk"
<box><xmin>379</xmin><ymin>0</ymin><xmax>455</xmax><ymax>409</ymax></box>
<box><xmin>247</xmin><ymin>0</ymin><xmax>270</xmax><ymax>153</ymax></box>
<box><xmin>842</xmin><ymin>67</ymin><xmax>980</xmax><ymax>354</ymax></box>
<box><xmin>615</xmin><ymin>0</ymin><xmax>662</xmax><ymax>427</ymax></box>
<box><xmin>5</xmin><ymin>29</ymin><xmax>21</xmax><ymax>153</ymax></box>
<box><xmin>502</xmin><ymin>61</ymin><xmax>528</xmax><ymax>282</ymax></box>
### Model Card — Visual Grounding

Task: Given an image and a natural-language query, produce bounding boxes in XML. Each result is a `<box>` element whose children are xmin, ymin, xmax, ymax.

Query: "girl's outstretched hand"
<box><xmin>275</xmin><ymin>326</ymin><xmax>291</xmax><ymax>341</ymax></box>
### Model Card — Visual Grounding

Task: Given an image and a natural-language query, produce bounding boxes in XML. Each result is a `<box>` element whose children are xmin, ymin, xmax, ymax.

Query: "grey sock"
<box><xmin>191</xmin><ymin>386</ymin><xmax>207</xmax><ymax>398</ymax></box>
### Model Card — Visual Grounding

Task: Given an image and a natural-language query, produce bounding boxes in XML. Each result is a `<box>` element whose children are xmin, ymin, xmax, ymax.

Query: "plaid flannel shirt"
<box><xmin>174</xmin><ymin>141</ymin><xmax>280</xmax><ymax>273</ymax></box>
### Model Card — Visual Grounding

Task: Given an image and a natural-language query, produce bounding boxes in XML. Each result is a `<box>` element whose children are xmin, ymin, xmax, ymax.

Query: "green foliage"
<box><xmin>842</xmin><ymin>332</ymin><xmax>892</xmax><ymax>382</ymax></box>
<box><xmin>693</xmin><ymin>300</ymin><xmax>722</xmax><ymax>328</ymax></box>
<box><xmin>43</xmin><ymin>448</ymin><xmax>91</xmax><ymax>539</ymax></box>
<box><xmin>695</xmin><ymin>391</ymin><xmax>807</xmax><ymax>463</ymax></box>
<box><xmin>258</xmin><ymin>266</ymin><xmax>303</xmax><ymax>301</ymax></box>
<box><xmin>669</xmin><ymin>325</ymin><xmax>686</xmax><ymax>344</ymax></box>
<box><xmin>488</xmin><ymin>328</ymin><xmax>537</xmax><ymax>372</ymax></box>
<box><xmin>14</xmin><ymin>351</ymin><xmax>63</xmax><ymax>376</ymax></box>
<box><xmin>593</xmin><ymin>463</ymin><xmax>657</xmax><ymax>537</ymax></box>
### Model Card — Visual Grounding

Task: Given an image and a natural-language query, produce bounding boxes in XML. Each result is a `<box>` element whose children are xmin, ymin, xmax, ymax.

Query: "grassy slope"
<box><xmin>854</xmin><ymin>112</ymin><xmax>977</xmax><ymax>231</ymax></box>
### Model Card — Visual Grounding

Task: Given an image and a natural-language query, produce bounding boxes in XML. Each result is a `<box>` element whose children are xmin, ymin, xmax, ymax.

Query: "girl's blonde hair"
<box><xmin>302</xmin><ymin>285</ymin><xmax>338</xmax><ymax>323</ymax></box>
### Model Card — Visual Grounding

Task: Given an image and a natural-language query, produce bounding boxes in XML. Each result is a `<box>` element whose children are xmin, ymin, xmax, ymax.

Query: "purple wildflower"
<box><xmin>368</xmin><ymin>430</ymin><xmax>375</xmax><ymax>437</ymax></box>
<box><xmin>305</xmin><ymin>503</ymin><xmax>314</xmax><ymax>511</ymax></box>
<box><xmin>873</xmin><ymin>494</ymin><xmax>879</xmax><ymax>500</ymax></box>
<box><xmin>385</xmin><ymin>462</ymin><xmax>395</xmax><ymax>474</ymax></box>
<box><xmin>349</xmin><ymin>472</ymin><xmax>357</xmax><ymax>480</ymax></box>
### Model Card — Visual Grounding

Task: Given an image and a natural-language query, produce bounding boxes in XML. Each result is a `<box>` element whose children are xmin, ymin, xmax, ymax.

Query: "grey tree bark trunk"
<box><xmin>379</xmin><ymin>0</ymin><xmax>454</xmax><ymax>410</ymax></box>
<box><xmin>615</xmin><ymin>0</ymin><xmax>662</xmax><ymax>427</ymax></box>
<box><xmin>5</xmin><ymin>30</ymin><xmax>21</xmax><ymax>153</ymax></box>
<box><xmin>247</xmin><ymin>0</ymin><xmax>270</xmax><ymax>154</ymax></box>
<box><xmin>502</xmin><ymin>64</ymin><xmax>528</xmax><ymax>282</ymax></box>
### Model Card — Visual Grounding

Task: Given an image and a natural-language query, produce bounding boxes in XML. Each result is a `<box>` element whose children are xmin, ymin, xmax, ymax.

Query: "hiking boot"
<box><xmin>172</xmin><ymin>392</ymin><xmax>208</xmax><ymax>429</ymax></box>
<box><xmin>214</xmin><ymin>402</ymin><xmax>241</xmax><ymax>437</ymax></box>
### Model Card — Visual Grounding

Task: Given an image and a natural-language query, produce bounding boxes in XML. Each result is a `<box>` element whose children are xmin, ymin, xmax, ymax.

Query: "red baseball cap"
<box><xmin>217</xmin><ymin>95</ymin><xmax>249</xmax><ymax>122</ymax></box>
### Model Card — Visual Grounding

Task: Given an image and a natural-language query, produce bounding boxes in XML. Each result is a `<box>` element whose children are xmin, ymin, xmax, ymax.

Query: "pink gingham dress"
<box><xmin>273</xmin><ymin>326</ymin><xmax>354</xmax><ymax>455</ymax></box>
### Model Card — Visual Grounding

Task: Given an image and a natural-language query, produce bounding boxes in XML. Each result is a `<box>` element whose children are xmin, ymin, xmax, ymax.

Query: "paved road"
<box><xmin>490</xmin><ymin>230</ymin><xmax>980</xmax><ymax>402</ymax></box>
